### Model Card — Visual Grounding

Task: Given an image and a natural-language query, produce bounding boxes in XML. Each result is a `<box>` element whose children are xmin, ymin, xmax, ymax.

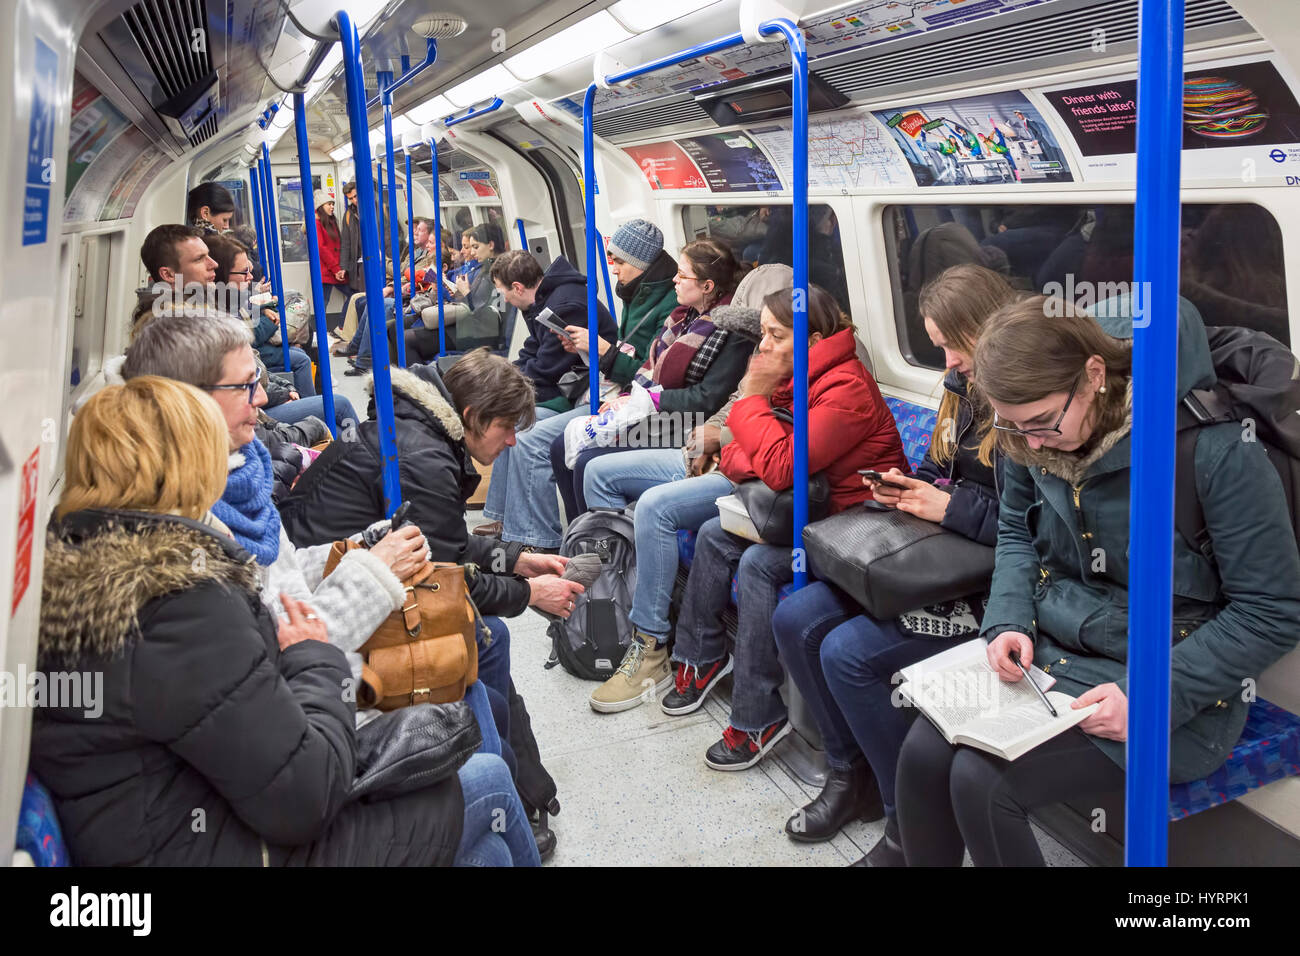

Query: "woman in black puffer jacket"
<box><xmin>32</xmin><ymin>376</ymin><xmax>536</xmax><ymax>866</ymax></box>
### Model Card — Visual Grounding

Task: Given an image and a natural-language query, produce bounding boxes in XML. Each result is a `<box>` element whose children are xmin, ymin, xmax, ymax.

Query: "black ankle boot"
<box><xmin>786</xmin><ymin>762</ymin><xmax>884</xmax><ymax>843</ymax></box>
<box><xmin>851</xmin><ymin>814</ymin><xmax>905</xmax><ymax>867</ymax></box>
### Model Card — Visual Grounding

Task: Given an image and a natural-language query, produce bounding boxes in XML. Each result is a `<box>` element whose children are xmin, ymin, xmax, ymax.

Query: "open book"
<box><xmin>897</xmin><ymin>639</ymin><xmax>1099</xmax><ymax>761</ymax></box>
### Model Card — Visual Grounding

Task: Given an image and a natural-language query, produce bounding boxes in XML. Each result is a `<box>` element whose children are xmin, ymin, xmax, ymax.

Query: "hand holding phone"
<box><xmin>858</xmin><ymin>469</ymin><xmax>909</xmax><ymax>490</ymax></box>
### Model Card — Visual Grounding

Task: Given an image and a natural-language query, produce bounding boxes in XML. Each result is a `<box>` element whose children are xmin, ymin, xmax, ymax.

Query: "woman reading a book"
<box><xmin>770</xmin><ymin>264</ymin><xmax>1017</xmax><ymax>866</ymax></box>
<box><xmin>895</xmin><ymin>294</ymin><xmax>1300</xmax><ymax>866</ymax></box>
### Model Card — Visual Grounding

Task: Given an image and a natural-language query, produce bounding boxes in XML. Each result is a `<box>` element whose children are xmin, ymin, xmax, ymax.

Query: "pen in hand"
<box><xmin>1009</xmin><ymin>650</ymin><xmax>1058</xmax><ymax>718</ymax></box>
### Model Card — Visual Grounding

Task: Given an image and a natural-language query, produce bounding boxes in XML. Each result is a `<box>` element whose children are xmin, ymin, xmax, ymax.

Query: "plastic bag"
<box><xmin>562</xmin><ymin>383</ymin><xmax>656</xmax><ymax>469</ymax></box>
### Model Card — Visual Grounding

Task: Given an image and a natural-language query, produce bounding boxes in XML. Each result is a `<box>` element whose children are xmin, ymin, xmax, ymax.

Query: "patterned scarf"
<box><xmin>211</xmin><ymin>440</ymin><xmax>281</xmax><ymax>566</ymax></box>
<box><xmin>635</xmin><ymin>295</ymin><xmax>732</xmax><ymax>391</ymax></box>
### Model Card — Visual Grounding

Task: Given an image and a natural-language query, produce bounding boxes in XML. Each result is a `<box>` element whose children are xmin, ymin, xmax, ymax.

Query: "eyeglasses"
<box><xmin>992</xmin><ymin>373</ymin><xmax>1083</xmax><ymax>438</ymax></box>
<box><xmin>675</xmin><ymin>272</ymin><xmax>701</xmax><ymax>282</ymax></box>
<box><xmin>203</xmin><ymin>379</ymin><xmax>261</xmax><ymax>404</ymax></box>
<box><xmin>229</xmin><ymin>269</ymin><xmax>253</xmax><ymax>277</ymax></box>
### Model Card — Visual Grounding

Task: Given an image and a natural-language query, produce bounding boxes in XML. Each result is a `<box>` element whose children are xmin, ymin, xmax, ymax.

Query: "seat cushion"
<box><xmin>883</xmin><ymin>397</ymin><xmax>937</xmax><ymax>474</ymax></box>
<box><xmin>15</xmin><ymin>773</ymin><xmax>69</xmax><ymax>867</ymax></box>
<box><xmin>1169</xmin><ymin>699</ymin><xmax>1300</xmax><ymax>819</ymax></box>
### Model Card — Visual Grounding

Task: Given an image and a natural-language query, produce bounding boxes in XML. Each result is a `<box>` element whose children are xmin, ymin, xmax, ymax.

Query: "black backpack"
<box><xmin>547</xmin><ymin>508</ymin><xmax>638</xmax><ymax>681</ymax></box>
<box><xmin>1175</xmin><ymin>325</ymin><xmax>1300</xmax><ymax>561</ymax></box>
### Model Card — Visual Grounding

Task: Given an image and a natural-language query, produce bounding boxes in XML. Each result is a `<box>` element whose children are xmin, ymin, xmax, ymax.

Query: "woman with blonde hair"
<box><xmin>768</xmin><ymin>263</ymin><xmax>1018</xmax><ymax>865</ymax></box>
<box><xmin>33</xmin><ymin>376</ymin><xmax>537</xmax><ymax>866</ymax></box>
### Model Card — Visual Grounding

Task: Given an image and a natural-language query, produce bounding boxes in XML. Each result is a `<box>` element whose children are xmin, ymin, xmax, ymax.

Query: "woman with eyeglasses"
<box><xmin>206</xmin><ymin>234</ymin><xmax>357</xmax><ymax>433</ymax></box>
<box><xmin>894</xmin><ymin>294</ymin><xmax>1300</xmax><ymax>866</ymax></box>
<box><xmin>768</xmin><ymin>264</ymin><xmax>1017</xmax><ymax>865</ymax></box>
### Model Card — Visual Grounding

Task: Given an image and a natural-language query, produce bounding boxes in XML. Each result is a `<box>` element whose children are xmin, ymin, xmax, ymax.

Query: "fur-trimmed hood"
<box><xmin>710</xmin><ymin>304</ymin><xmax>762</xmax><ymax>340</ymax></box>
<box><xmin>366</xmin><ymin>365</ymin><xmax>464</xmax><ymax>441</ymax></box>
<box><xmin>39</xmin><ymin>510</ymin><xmax>257</xmax><ymax>668</ymax></box>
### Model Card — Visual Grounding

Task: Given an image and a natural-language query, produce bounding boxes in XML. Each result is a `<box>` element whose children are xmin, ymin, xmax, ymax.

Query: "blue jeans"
<box><xmin>264</xmin><ymin>345</ymin><xmax>317</xmax><ymax>397</ymax></box>
<box><xmin>265</xmin><ymin>394</ymin><xmax>359</xmax><ymax>433</ymax></box>
<box><xmin>483</xmin><ymin>405</ymin><xmax>569</xmax><ymax>547</ymax></box>
<box><xmin>349</xmin><ymin>296</ymin><xmax>396</xmax><ymax>370</ymax></box>
<box><xmin>453</xmin><ymin>753</ymin><xmax>541</xmax><ymax>867</ymax></box>
<box><xmin>464</xmin><ymin>680</ymin><xmax>501</xmax><ymax>757</ymax></box>
<box><xmin>584</xmin><ymin>447</ymin><xmax>688</xmax><ymax>510</ymax></box>
<box><xmin>628</xmin><ymin>471</ymin><xmax>733</xmax><ymax>641</ymax></box>
<box><xmin>672</xmin><ymin>516</ymin><xmax>792</xmax><ymax>732</ymax></box>
<box><xmin>548</xmin><ymin>434</ymin><xmax>625</xmax><ymax>521</ymax></box>
<box><xmin>476</xmin><ymin>616</ymin><xmax>515</xmax><ymax>775</ymax></box>
<box><xmin>770</xmin><ymin>581</ymin><xmax>963</xmax><ymax>814</ymax></box>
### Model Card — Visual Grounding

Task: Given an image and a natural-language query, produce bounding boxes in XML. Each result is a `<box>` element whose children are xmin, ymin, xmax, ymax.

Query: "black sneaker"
<box><xmin>660</xmin><ymin>657</ymin><xmax>732</xmax><ymax>716</ymax></box>
<box><xmin>704</xmin><ymin>718</ymin><xmax>791</xmax><ymax>771</ymax></box>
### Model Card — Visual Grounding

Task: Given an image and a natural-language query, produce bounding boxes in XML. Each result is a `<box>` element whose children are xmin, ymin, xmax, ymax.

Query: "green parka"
<box><xmin>980</xmin><ymin>297</ymin><xmax>1300</xmax><ymax>782</ymax></box>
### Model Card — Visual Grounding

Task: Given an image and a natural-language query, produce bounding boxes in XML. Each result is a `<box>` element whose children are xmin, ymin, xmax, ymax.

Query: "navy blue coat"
<box><xmin>513</xmin><ymin>256</ymin><xmax>617</xmax><ymax>404</ymax></box>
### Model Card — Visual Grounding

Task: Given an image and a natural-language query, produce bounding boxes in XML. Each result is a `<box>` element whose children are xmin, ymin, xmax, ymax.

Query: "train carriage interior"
<box><xmin>3</xmin><ymin>0</ymin><xmax>1300</xmax><ymax>871</ymax></box>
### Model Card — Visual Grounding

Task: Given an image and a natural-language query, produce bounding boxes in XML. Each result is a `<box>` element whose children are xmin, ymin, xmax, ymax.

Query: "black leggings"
<box><xmin>896</xmin><ymin>717</ymin><xmax>1124</xmax><ymax>866</ymax></box>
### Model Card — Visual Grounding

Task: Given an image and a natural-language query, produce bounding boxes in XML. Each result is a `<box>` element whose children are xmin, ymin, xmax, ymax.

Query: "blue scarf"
<box><xmin>212</xmin><ymin>440</ymin><xmax>281</xmax><ymax>566</ymax></box>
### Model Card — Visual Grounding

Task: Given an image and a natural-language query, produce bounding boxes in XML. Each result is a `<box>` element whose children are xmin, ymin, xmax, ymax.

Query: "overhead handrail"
<box><xmin>582</xmin><ymin>24</ymin><xmax>809</xmax><ymax>580</ymax></box>
<box><xmin>367</xmin><ymin>38</ymin><xmax>438</xmax><ymax>109</ymax></box>
<box><xmin>444</xmin><ymin>97</ymin><xmax>503</xmax><ymax>127</ymax></box>
<box><xmin>259</xmin><ymin>143</ymin><xmax>293</xmax><ymax>374</ymax></box>
<box><xmin>336</xmin><ymin>7</ymin><xmax>402</xmax><ymax>513</ymax></box>
<box><xmin>377</xmin><ymin>68</ymin><xmax>408</xmax><ymax>367</ymax></box>
<box><xmin>1126</xmin><ymin>0</ymin><xmax>1185</xmax><ymax>868</ymax></box>
<box><xmin>430</xmin><ymin>138</ymin><xmax>447</xmax><ymax>355</ymax></box>
<box><xmin>292</xmin><ymin>90</ymin><xmax>337</xmax><ymax>437</ymax></box>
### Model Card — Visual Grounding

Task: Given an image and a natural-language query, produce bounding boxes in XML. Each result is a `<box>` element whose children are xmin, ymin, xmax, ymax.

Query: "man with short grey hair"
<box><xmin>123</xmin><ymin>309</ymin><xmax>251</xmax><ymax>390</ymax></box>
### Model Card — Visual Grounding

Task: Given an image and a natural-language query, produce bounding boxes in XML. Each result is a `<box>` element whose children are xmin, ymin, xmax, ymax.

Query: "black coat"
<box><xmin>514</xmin><ymin>256</ymin><xmax>618</xmax><ymax>404</ymax></box>
<box><xmin>30</xmin><ymin>509</ymin><xmax>463</xmax><ymax>866</ymax></box>
<box><xmin>913</xmin><ymin>371</ymin><xmax>1001</xmax><ymax>546</ymax></box>
<box><xmin>280</xmin><ymin>366</ymin><xmax>532</xmax><ymax>618</ymax></box>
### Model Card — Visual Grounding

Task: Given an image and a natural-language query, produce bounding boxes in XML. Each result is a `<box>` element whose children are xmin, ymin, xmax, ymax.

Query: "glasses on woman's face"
<box><xmin>203</xmin><ymin>379</ymin><xmax>261</xmax><ymax>405</ymax></box>
<box><xmin>992</xmin><ymin>373</ymin><xmax>1083</xmax><ymax>438</ymax></box>
<box><xmin>229</xmin><ymin>269</ymin><xmax>253</xmax><ymax>278</ymax></box>
<box><xmin>675</xmin><ymin>272</ymin><xmax>700</xmax><ymax>283</ymax></box>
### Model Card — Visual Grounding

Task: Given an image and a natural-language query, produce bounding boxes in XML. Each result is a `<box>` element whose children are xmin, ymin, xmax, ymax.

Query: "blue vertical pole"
<box><xmin>337</xmin><ymin>9</ymin><xmax>402</xmax><ymax>513</ymax></box>
<box><xmin>406</xmin><ymin>152</ymin><xmax>417</xmax><ymax>308</ymax></box>
<box><xmin>259</xmin><ymin>144</ymin><xmax>293</xmax><ymax>374</ymax></box>
<box><xmin>761</xmin><ymin>19</ymin><xmax>809</xmax><ymax>590</ymax></box>
<box><xmin>379</xmin><ymin>72</ymin><xmax>406</xmax><ymax>367</ymax></box>
<box><xmin>1126</xmin><ymin>0</ymin><xmax>1184</xmax><ymax>868</ymax></box>
<box><xmin>515</xmin><ymin>217</ymin><xmax>527</xmax><ymax>252</ymax></box>
<box><xmin>582</xmin><ymin>84</ymin><xmax>599</xmax><ymax>414</ymax></box>
<box><xmin>248</xmin><ymin>161</ymin><xmax>267</xmax><ymax>283</ymax></box>
<box><xmin>293</xmin><ymin>92</ymin><xmax>336</xmax><ymax>437</ymax></box>
<box><xmin>376</xmin><ymin>160</ymin><xmax>387</xmax><ymax>278</ymax></box>
<box><xmin>430</xmin><ymin>142</ymin><xmax>446</xmax><ymax>355</ymax></box>
<box><xmin>595</xmin><ymin>229</ymin><xmax>619</xmax><ymax>324</ymax></box>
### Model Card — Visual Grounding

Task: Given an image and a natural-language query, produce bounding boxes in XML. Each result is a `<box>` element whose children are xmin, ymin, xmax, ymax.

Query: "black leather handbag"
<box><xmin>802</xmin><ymin>505</ymin><xmax>995</xmax><ymax>619</ymax></box>
<box><xmin>349</xmin><ymin>700</ymin><xmax>482</xmax><ymax>803</ymax></box>
<box><xmin>733</xmin><ymin>474</ymin><xmax>832</xmax><ymax>546</ymax></box>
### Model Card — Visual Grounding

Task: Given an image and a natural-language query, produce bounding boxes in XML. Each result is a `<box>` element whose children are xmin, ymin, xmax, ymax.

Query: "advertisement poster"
<box><xmin>874</xmin><ymin>90</ymin><xmax>1072</xmax><ymax>186</ymax></box>
<box><xmin>1041</xmin><ymin>58</ymin><xmax>1300</xmax><ymax>183</ymax></box>
<box><xmin>621</xmin><ymin>141</ymin><xmax>708</xmax><ymax>190</ymax></box>
<box><xmin>675</xmin><ymin>132</ymin><xmax>782</xmax><ymax>192</ymax></box>
<box><xmin>66</xmin><ymin>73</ymin><xmax>132</xmax><ymax>199</ymax></box>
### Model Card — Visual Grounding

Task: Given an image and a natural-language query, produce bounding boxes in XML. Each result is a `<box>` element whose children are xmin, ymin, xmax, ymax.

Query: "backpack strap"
<box><xmin>1174</xmin><ymin>388</ymin><xmax>1234</xmax><ymax>562</ymax></box>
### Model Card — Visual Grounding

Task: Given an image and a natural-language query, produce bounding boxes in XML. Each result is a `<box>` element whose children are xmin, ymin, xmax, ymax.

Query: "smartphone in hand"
<box><xmin>858</xmin><ymin>469</ymin><xmax>908</xmax><ymax>491</ymax></box>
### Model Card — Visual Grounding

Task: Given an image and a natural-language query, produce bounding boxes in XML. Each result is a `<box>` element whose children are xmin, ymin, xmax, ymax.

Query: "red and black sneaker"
<box><xmin>659</xmin><ymin>657</ymin><xmax>733</xmax><ymax>716</ymax></box>
<box><xmin>704</xmin><ymin>719</ymin><xmax>792</xmax><ymax>771</ymax></box>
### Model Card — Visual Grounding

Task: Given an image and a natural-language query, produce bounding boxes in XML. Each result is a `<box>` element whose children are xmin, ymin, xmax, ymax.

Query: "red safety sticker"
<box><xmin>12</xmin><ymin>446</ymin><xmax>39</xmax><ymax>616</ymax></box>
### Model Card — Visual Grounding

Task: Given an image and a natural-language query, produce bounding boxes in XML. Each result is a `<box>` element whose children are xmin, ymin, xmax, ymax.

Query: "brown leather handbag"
<box><xmin>324</xmin><ymin>541</ymin><xmax>479</xmax><ymax>711</ymax></box>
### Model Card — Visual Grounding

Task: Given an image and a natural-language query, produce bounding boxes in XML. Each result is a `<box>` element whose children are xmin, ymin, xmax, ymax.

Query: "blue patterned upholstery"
<box><xmin>15</xmin><ymin>773</ymin><xmax>69</xmax><ymax>866</ymax></box>
<box><xmin>883</xmin><ymin>397</ymin><xmax>937</xmax><ymax>474</ymax></box>
<box><xmin>1169</xmin><ymin>699</ymin><xmax>1300</xmax><ymax>820</ymax></box>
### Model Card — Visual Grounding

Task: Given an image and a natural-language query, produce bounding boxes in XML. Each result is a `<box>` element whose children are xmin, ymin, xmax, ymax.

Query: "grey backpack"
<box><xmin>547</xmin><ymin>508</ymin><xmax>638</xmax><ymax>681</ymax></box>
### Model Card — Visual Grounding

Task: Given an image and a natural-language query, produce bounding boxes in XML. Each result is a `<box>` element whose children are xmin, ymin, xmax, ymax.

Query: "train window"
<box><xmin>684</xmin><ymin>204</ymin><xmax>850</xmax><ymax>314</ymax></box>
<box><xmin>276</xmin><ymin>175</ymin><xmax>321</xmax><ymax>263</ymax></box>
<box><xmin>884</xmin><ymin>202</ymin><xmax>1290</xmax><ymax>369</ymax></box>
<box><xmin>483</xmin><ymin>207</ymin><xmax>510</xmax><ymax>249</ymax></box>
<box><xmin>443</xmin><ymin>205</ymin><xmax>474</xmax><ymax>245</ymax></box>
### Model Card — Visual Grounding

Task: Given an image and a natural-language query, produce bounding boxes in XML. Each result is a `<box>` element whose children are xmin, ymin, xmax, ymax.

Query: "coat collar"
<box><xmin>367</xmin><ymin>366</ymin><xmax>465</xmax><ymax>441</ymax></box>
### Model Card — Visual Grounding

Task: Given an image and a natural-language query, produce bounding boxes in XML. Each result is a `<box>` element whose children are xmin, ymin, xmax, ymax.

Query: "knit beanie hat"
<box><xmin>314</xmin><ymin>190</ymin><xmax>334</xmax><ymax>211</ymax></box>
<box><xmin>607</xmin><ymin>219</ymin><xmax>664</xmax><ymax>271</ymax></box>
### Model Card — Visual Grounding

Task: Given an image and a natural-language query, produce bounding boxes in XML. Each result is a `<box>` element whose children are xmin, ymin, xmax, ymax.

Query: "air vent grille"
<box><xmin>593</xmin><ymin>100</ymin><xmax>709</xmax><ymax>138</ymax></box>
<box><xmin>123</xmin><ymin>0</ymin><xmax>212</xmax><ymax>101</ymax></box>
<box><xmin>818</xmin><ymin>0</ymin><xmax>1243</xmax><ymax>97</ymax></box>
<box><xmin>188</xmin><ymin>113</ymin><xmax>218</xmax><ymax>147</ymax></box>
